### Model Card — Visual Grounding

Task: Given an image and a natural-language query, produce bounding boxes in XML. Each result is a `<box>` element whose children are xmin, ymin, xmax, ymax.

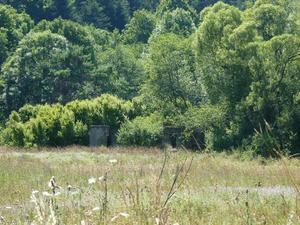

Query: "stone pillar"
<box><xmin>89</xmin><ymin>125</ymin><xmax>110</xmax><ymax>147</ymax></box>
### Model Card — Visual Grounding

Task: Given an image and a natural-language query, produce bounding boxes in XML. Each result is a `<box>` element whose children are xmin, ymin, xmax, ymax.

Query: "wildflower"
<box><xmin>111</xmin><ymin>212</ymin><xmax>130</xmax><ymax>222</ymax></box>
<box><xmin>99</xmin><ymin>176</ymin><xmax>105</xmax><ymax>182</ymax></box>
<box><xmin>70</xmin><ymin>191</ymin><xmax>79</xmax><ymax>196</ymax></box>
<box><xmin>48</xmin><ymin>176</ymin><xmax>59</xmax><ymax>194</ymax></box>
<box><xmin>155</xmin><ymin>217</ymin><xmax>160</xmax><ymax>225</ymax></box>
<box><xmin>111</xmin><ymin>215</ymin><xmax>119</xmax><ymax>222</ymax></box>
<box><xmin>119</xmin><ymin>212</ymin><xmax>129</xmax><ymax>218</ymax></box>
<box><xmin>109</xmin><ymin>159</ymin><xmax>118</xmax><ymax>164</ymax></box>
<box><xmin>54</xmin><ymin>192</ymin><xmax>61</xmax><ymax>196</ymax></box>
<box><xmin>92</xmin><ymin>207</ymin><xmax>100</xmax><ymax>211</ymax></box>
<box><xmin>67</xmin><ymin>184</ymin><xmax>72</xmax><ymax>192</ymax></box>
<box><xmin>0</xmin><ymin>216</ymin><xmax>5</xmax><ymax>222</ymax></box>
<box><xmin>32</xmin><ymin>190</ymin><xmax>39</xmax><ymax>195</ymax></box>
<box><xmin>81</xmin><ymin>220</ymin><xmax>86</xmax><ymax>225</ymax></box>
<box><xmin>42</xmin><ymin>191</ymin><xmax>52</xmax><ymax>197</ymax></box>
<box><xmin>88</xmin><ymin>177</ymin><xmax>96</xmax><ymax>184</ymax></box>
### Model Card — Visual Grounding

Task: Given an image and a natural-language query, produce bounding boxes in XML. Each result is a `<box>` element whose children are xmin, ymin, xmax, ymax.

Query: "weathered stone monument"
<box><xmin>89</xmin><ymin>125</ymin><xmax>110</xmax><ymax>147</ymax></box>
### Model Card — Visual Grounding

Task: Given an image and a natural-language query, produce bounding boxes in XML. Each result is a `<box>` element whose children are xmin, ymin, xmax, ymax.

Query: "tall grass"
<box><xmin>0</xmin><ymin>147</ymin><xmax>300</xmax><ymax>224</ymax></box>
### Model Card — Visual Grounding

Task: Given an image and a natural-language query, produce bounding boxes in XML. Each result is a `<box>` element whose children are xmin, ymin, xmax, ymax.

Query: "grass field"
<box><xmin>0</xmin><ymin>147</ymin><xmax>300</xmax><ymax>224</ymax></box>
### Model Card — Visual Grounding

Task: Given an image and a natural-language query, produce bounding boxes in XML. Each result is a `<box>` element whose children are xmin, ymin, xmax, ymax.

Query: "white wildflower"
<box><xmin>111</xmin><ymin>215</ymin><xmax>119</xmax><ymax>222</ymax></box>
<box><xmin>155</xmin><ymin>217</ymin><xmax>160</xmax><ymax>225</ymax></box>
<box><xmin>99</xmin><ymin>176</ymin><xmax>105</xmax><ymax>182</ymax></box>
<box><xmin>88</xmin><ymin>177</ymin><xmax>96</xmax><ymax>184</ymax></box>
<box><xmin>92</xmin><ymin>207</ymin><xmax>100</xmax><ymax>211</ymax></box>
<box><xmin>48</xmin><ymin>176</ymin><xmax>60</xmax><ymax>194</ymax></box>
<box><xmin>48</xmin><ymin>176</ymin><xmax>56</xmax><ymax>189</ymax></box>
<box><xmin>81</xmin><ymin>220</ymin><xmax>86</xmax><ymax>225</ymax></box>
<box><xmin>54</xmin><ymin>192</ymin><xmax>61</xmax><ymax>196</ymax></box>
<box><xmin>85</xmin><ymin>211</ymin><xmax>93</xmax><ymax>216</ymax></box>
<box><xmin>111</xmin><ymin>212</ymin><xmax>129</xmax><ymax>222</ymax></box>
<box><xmin>67</xmin><ymin>184</ymin><xmax>72</xmax><ymax>191</ymax></box>
<box><xmin>109</xmin><ymin>159</ymin><xmax>118</xmax><ymax>164</ymax></box>
<box><xmin>119</xmin><ymin>212</ymin><xmax>129</xmax><ymax>218</ymax></box>
<box><xmin>42</xmin><ymin>191</ymin><xmax>52</xmax><ymax>197</ymax></box>
<box><xmin>70</xmin><ymin>191</ymin><xmax>79</xmax><ymax>196</ymax></box>
<box><xmin>32</xmin><ymin>190</ymin><xmax>39</xmax><ymax>195</ymax></box>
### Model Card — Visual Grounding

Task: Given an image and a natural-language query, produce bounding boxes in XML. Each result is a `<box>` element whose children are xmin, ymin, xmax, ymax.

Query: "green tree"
<box><xmin>248</xmin><ymin>3</ymin><xmax>288</xmax><ymax>40</ymax></box>
<box><xmin>156</xmin><ymin>0</ymin><xmax>191</xmax><ymax>16</ymax></box>
<box><xmin>32</xmin><ymin>18</ymin><xmax>113</xmax><ymax>99</ymax></box>
<box><xmin>195</xmin><ymin>2</ymin><xmax>250</xmax><ymax>105</ymax></box>
<box><xmin>0</xmin><ymin>4</ymin><xmax>34</xmax><ymax>65</ymax></box>
<box><xmin>0</xmin><ymin>0</ymin><xmax>73</xmax><ymax>21</ymax></box>
<box><xmin>96</xmin><ymin>44</ymin><xmax>145</xmax><ymax>99</ymax></box>
<box><xmin>71</xmin><ymin>0</ymin><xmax>110</xmax><ymax>29</ymax></box>
<box><xmin>123</xmin><ymin>10</ymin><xmax>156</xmax><ymax>44</ymax></box>
<box><xmin>100</xmin><ymin>0</ymin><xmax>131</xmax><ymax>30</ymax></box>
<box><xmin>195</xmin><ymin>1</ymin><xmax>300</xmax><ymax>153</ymax></box>
<box><xmin>160</xmin><ymin>8</ymin><xmax>196</xmax><ymax>36</ymax></box>
<box><xmin>244</xmin><ymin>34</ymin><xmax>300</xmax><ymax>153</ymax></box>
<box><xmin>127</xmin><ymin>0</ymin><xmax>160</xmax><ymax>12</ymax></box>
<box><xmin>1</xmin><ymin>31</ymin><xmax>72</xmax><ymax>113</ymax></box>
<box><xmin>144</xmin><ymin>34</ymin><xmax>202</xmax><ymax>118</ymax></box>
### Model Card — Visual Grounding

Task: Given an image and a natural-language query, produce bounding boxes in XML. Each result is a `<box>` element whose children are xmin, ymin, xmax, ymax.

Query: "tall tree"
<box><xmin>143</xmin><ymin>34</ymin><xmax>202</xmax><ymax>116</ymax></box>
<box><xmin>0</xmin><ymin>4</ymin><xmax>34</xmax><ymax>65</ymax></box>
<box><xmin>123</xmin><ymin>10</ymin><xmax>156</xmax><ymax>44</ymax></box>
<box><xmin>71</xmin><ymin>0</ymin><xmax>110</xmax><ymax>29</ymax></box>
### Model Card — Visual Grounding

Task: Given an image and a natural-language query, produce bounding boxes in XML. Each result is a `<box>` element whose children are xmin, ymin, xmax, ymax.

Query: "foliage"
<box><xmin>143</xmin><ymin>34</ymin><xmax>202</xmax><ymax>117</ymax></box>
<box><xmin>96</xmin><ymin>44</ymin><xmax>145</xmax><ymax>100</ymax></box>
<box><xmin>70</xmin><ymin>0</ymin><xmax>111</xmax><ymax>29</ymax></box>
<box><xmin>117</xmin><ymin>113</ymin><xmax>163</xmax><ymax>146</ymax></box>
<box><xmin>1</xmin><ymin>31</ymin><xmax>71</xmax><ymax>113</ymax></box>
<box><xmin>0</xmin><ymin>0</ymin><xmax>299</xmax><ymax>154</ymax></box>
<box><xmin>0</xmin><ymin>94</ymin><xmax>133</xmax><ymax>147</ymax></box>
<box><xmin>245</xmin><ymin>34</ymin><xmax>300</xmax><ymax>154</ymax></box>
<box><xmin>123</xmin><ymin>10</ymin><xmax>156</xmax><ymax>44</ymax></box>
<box><xmin>0</xmin><ymin>19</ymin><xmax>114</xmax><ymax>114</ymax></box>
<box><xmin>195</xmin><ymin>1</ymin><xmax>300</xmax><ymax>154</ymax></box>
<box><xmin>159</xmin><ymin>8</ymin><xmax>196</xmax><ymax>37</ymax></box>
<box><xmin>0</xmin><ymin>4</ymin><xmax>34</xmax><ymax>65</ymax></box>
<box><xmin>178</xmin><ymin>104</ymin><xmax>226</xmax><ymax>132</ymax></box>
<box><xmin>156</xmin><ymin>0</ymin><xmax>193</xmax><ymax>16</ymax></box>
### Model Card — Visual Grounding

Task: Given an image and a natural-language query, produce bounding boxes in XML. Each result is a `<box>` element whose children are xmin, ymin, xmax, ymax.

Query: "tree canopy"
<box><xmin>0</xmin><ymin>0</ymin><xmax>299</xmax><ymax>155</ymax></box>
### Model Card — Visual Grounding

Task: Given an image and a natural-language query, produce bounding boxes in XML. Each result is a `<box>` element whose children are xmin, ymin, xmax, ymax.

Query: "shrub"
<box><xmin>176</xmin><ymin>104</ymin><xmax>226</xmax><ymax>149</ymax></box>
<box><xmin>65</xmin><ymin>94</ymin><xmax>133</xmax><ymax>129</ymax></box>
<box><xmin>0</xmin><ymin>111</ymin><xmax>26</xmax><ymax>147</ymax></box>
<box><xmin>117</xmin><ymin>113</ymin><xmax>163</xmax><ymax>147</ymax></box>
<box><xmin>0</xmin><ymin>94</ymin><xmax>133</xmax><ymax>147</ymax></box>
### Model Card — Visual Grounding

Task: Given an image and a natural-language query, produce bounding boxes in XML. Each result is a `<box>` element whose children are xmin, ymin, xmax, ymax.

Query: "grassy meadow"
<box><xmin>0</xmin><ymin>147</ymin><xmax>300</xmax><ymax>224</ymax></box>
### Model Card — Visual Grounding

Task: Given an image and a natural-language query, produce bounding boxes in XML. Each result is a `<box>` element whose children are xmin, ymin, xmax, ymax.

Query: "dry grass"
<box><xmin>0</xmin><ymin>146</ymin><xmax>300</xmax><ymax>224</ymax></box>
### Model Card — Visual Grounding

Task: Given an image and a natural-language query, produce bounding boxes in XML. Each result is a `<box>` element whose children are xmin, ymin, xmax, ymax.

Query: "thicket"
<box><xmin>0</xmin><ymin>94</ymin><xmax>133</xmax><ymax>147</ymax></box>
<box><xmin>0</xmin><ymin>0</ymin><xmax>299</xmax><ymax>155</ymax></box>
<box><xmin>117</xmin><ymin>113</ymin><xmax>163</xmax><ymax>147</ymax></box>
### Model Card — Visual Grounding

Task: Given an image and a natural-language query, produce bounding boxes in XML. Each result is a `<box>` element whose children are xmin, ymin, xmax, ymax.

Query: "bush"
<box><xmin>117</xmin><ymin>113</ymin><xmax>163</xmax><ymax>147</ymax></box>
<box><xmin>0</xmin><ymin>94</ymin><xmax>134</xmax><ymax>147</ymax></box>
<box><xmin>176</xmin><ymin>104</ymin><xmax>226</xmax><ymax>149</ymax></box>
<box><xmin>1</xmin><ymin>104</ymin><xmax>87</xmax><ymax>147</ymax></box>
<box><xmin>65</xmin><ymin>94</ymin><xmax>134</xmax><ymax>129</ymax></box>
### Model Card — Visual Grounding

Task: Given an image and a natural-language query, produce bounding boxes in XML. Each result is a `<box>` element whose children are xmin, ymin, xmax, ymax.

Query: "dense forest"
<box><xmin>0</xmin><ymin>0</ymin><xmax>299</xmax><ymax>155</ymax></box>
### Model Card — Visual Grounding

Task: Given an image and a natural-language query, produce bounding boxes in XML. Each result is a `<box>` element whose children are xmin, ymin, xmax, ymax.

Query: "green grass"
<box><xmin>0</xmin><ymin>147</ymin><xmax>300</xmax><ymax>224</ymax></box>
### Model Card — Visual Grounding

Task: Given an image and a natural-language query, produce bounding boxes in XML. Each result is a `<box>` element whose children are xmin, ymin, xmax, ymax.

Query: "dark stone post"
<box><xmin>89</xmin><ymin>125</ymin><xmax>110</xmax><ymax>147</ymax></box>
